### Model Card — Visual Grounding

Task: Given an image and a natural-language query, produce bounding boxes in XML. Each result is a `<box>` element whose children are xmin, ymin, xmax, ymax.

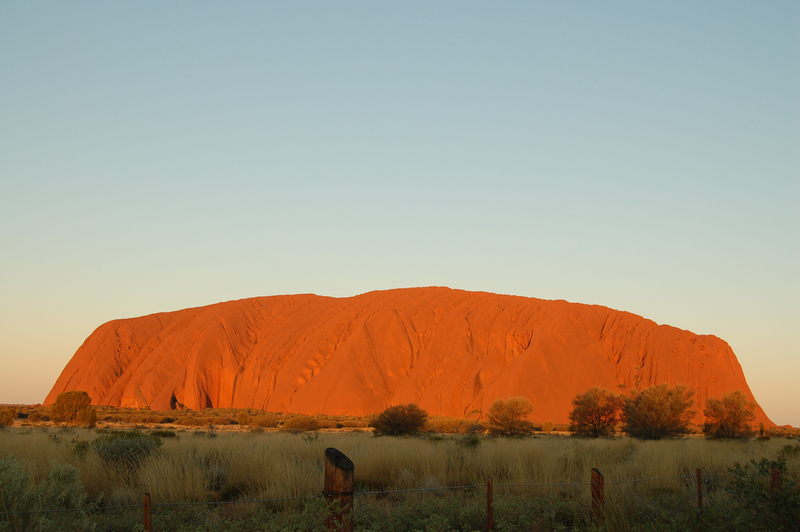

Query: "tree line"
<box><xmin>567</xmin><ymin>384</ymin><xmax>758</xmax><ymax>439</ymax></box>
<box><xmin>371</xmin><ymin>384</ymin><xmax>760</xmax><ymax>439</ymax></box>
<box><xmin>25</xmin><ymin>385</ymin><xmax>760</xmax><ymax>441</ymax></box>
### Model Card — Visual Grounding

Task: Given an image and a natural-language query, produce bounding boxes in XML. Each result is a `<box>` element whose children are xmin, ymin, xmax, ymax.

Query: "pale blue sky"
<box><xmin>1</xmin><ymin>2</ymin><xmax>798</xmax><ymax>425</ymax></box>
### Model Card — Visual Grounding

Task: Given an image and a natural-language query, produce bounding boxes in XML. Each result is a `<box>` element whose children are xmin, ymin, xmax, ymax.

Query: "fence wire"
<box><xmin>606</xmin><ymin>475</ymin><xmax>693</xmax><ymax>484</ymax></box>
<box><xmin>153</xmin><ymin>494</ymin><xmax>322</xmax><ymax>508</ymax></box>
<box><xmin>0</xmin><ymin>504</ymin><xmax>141</xmax><ymax>516</ymax></box>
<box><xmin>355</xmin><ymin>484</ymin><xmax>484</xmax><ymax>497</ymax></box>
<box><xmin>496</xmin><ymin>481</ymin><xmax>590</xmax><ymax>488</ymax></box>
<box><xmin>1</xmin><ymin>469</ymin><xmax>797</xmax><ymax>517</ymax></box>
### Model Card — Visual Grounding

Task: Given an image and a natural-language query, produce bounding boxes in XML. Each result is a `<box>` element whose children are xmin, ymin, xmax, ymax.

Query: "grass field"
<box><xmin>1</xmin><ymin>424</ymin><xmax>799</xmax><ymax>531</ymax></box>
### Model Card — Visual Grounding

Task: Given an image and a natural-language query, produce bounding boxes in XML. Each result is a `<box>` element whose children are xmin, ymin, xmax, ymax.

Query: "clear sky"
<box><xmin>1</xmin><ymin>2</ymin><xmax>797</xmax><ymax>425</ymax></box>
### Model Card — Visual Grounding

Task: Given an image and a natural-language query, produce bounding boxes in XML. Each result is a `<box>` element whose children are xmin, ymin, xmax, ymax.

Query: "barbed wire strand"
<box><xmin>2</xmin><ymin>469</ymin><xmax>797</xmax><ymax>516</ymax></box>
<box><xmin>607</xmin><ymin>475</ymin><xmax>693</xmax><ymax>484</ymax></box>
<box><xmin>153</xmin><ymin>494</ymin><xmax>322</xmax><ymax>508</ymax></box>
<box><xmin>496</xmin><ymin>481</ymin><xmax>591</xmax><ymax>488</ymax></box>
<box><xmin>0</xmin><ymin>504</ymin><xmax>141</xmax><ymax>516</ymax></box>
<box><xmin>355</xmin><ymin>484</ymin><xmax>484</xmax><ymax>496</ymax></box>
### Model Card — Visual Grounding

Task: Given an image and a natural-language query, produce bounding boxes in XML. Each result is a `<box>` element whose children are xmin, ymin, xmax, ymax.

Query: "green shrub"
<box><xmin>71</xmin><ymin>440</ymin><xmax>92</xmax><ymax>460</ymax></box>
<box><xmin>0</xmin><ymin>455</ymin><xmax>94</xmax><ymax>531</ymax></box>
<box><xmin>370</xmin><ymin>404</ymin><xmax>428</xmax><ymax>436</ymax></box>
<box><xmin>92</xmin><ymin>430</ymin><xmax>163</xmax><ymax>470</ymax></box>
<box><xmin>722</xmin><ymin>458</ymin><xmax>800</xmax><ymax>531</ymax></box>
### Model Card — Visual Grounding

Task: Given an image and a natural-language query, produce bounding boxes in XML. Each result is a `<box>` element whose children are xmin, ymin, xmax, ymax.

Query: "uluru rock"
<box><xmin>45</xmin><ymin>287</ymin><xmax>773</xmax><ymax>426</ymax></box>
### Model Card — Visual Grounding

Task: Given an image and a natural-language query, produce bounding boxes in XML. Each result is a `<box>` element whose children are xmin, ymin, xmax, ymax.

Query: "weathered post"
<box><xmin>487</xmin><ymin>476</ymin><xmax>493</xmax><ymax>532</ymax></box>
<box><xmin>324</xmin><ymin>447</ymin><xmax>354</xmax><ymax>532</ymax></box>
<box><xmin>591</xmin><ymin>468</ymin><xmax>604</xmax><ymax>523</ymax></box>
<box><xmin>143</xmin><ymin>493</ymin><xmax>151</xmax><ymax>532</ymax></box>
<box><xmin>770</xmin><ymin>468</ymin><xmax>782</xmax><ymax>494</ymax></box>
<box><xmin>696</xmin><ymin>468</ymin><xmax>702</xmax><ymax>511</ymax></box>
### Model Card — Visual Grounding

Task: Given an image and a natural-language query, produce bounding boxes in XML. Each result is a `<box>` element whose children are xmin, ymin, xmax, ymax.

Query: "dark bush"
<box><xmin>703</xmin><ymin>391</ymin><xmax>756</xmax><ymax>439</ymax></box>
<box><xmin>622</xmin><ymin>384</ymin><xmax>695</xmax><ymax>440</ymax></box>
<box><xmin>370</xmin><ymin>404</ymin><xmax>428</xmax><ymax>436</ymax></box>
<box><xmin>568</xmin><ymin>387</ymin><xmax>623</xmax><ymax>438</ymax></box>
<box><xmin>150</xmin><ymin>429</ymin><xmax>178</xmax><ymax>439</ymax></box>
<box><xmin>50</xmin><ymin>391</ymin><xmax>91</xmax><ymax>425</ymax></box>
<box><xmin>487</xmin><ymin>397</ymin><xmax>534</xmax><ymax>437</ymax></box>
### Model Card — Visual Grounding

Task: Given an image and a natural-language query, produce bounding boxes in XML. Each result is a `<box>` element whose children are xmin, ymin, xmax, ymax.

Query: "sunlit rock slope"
<box><xmin>45</xmin><ymin>287</ymin><xmax>773</xmax><ymax>425</ymax></box>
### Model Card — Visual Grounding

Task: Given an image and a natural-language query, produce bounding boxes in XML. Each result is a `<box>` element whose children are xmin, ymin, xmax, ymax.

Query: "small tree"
<box><xmin>371</xmin><ymin>404</ymin><xmax>428</xmax><ymax>436</ymax></box>
<box><xmin>703</xmin><ymin>390</ymin><xmax>756</xmax><ymax>439</ymax></box>
<box><xmin>51</xmin><ymin>391</ymin><xmax>92</xmax><ymax>426</ymax></box>
<box><xmin>622</xmin><ymin>383</ymin><xmax>696</xmax><ymax>440</ymax></box>
<box><xmin>568</xmin><ymin>387</ymin><xmax>623</xmax><ymax>437</ymax></box>
<box><xmin>487</xmin><ymin>396</ymin><xmax>534</xmax><ymax>437</ymax></box>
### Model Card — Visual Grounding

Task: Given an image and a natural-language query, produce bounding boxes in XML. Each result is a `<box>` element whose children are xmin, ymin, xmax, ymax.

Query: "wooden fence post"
<box><xmin>487</xmin><ymin>476</ymin><xmax>493</xmax><ymax>532</ymax></box>
<box><xmin>591</xmin><ymin>468</ymin><xmax>604</xmax><ymax>523</ymax></box>
<box><xmin>696</xmin><ymin>468</ymin><xmax>702</xmax><ymax>511</ymax></box>
<box><xmin>143</xmin><ymin>493</ymin><xmax>151</xmax><ymax>532</ymax></box>
<box><xmin>324</xmin><ymin>447</ymin><xmax>354</xmax><ymax>532</ymax></box>
<box><xmin>770</xmin><ymin>468</ymin><xmax>782</xmax><ymax>494</ymax></box>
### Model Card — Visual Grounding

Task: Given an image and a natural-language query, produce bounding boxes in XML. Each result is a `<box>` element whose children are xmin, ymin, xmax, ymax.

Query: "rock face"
<box><xmin>45</xmin><ymin>287</ymin><xmax>773</xmax><ymax>425</ymax></box>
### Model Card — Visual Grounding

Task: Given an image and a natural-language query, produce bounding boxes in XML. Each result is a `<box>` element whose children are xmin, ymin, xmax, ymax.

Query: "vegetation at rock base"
<box><xmin>0</xmin><ymin>407</ymin><xmax>16</xmax><ymax>427</ymax></box>
<box><xmin>280</xmin><ymin>414</ymin><xmax>321</xmax><ymax>433</ymax></box>
<box><xmin>622</xmin><ymin>383</ymin><xmax>696</xmax><ymax>440</ymax></box>
<box><xmin>703</xmin><ymin>390</ymin><xmax>757</xmax><ymax>439</ymax></box>
<box><xmin>486</xmin><ymin>396</ymin><xmax>535</xmax><ymax>436</ymax></box>
<box><xmin>568</xmin><ymin>387</ymin><xmax>623</xmax><ymax>438</ymax></box>
<box><xmin>370</xmin><ymin>403</ymin><xmax>428</xmax><ymax>436</ymax></box>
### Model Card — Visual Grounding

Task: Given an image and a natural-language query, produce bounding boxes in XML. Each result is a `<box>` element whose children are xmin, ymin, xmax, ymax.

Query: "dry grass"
<box><xmin>2</xmin><ymin>426</ymin><xmax>797</xmax><ymax>507</ymax></box>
